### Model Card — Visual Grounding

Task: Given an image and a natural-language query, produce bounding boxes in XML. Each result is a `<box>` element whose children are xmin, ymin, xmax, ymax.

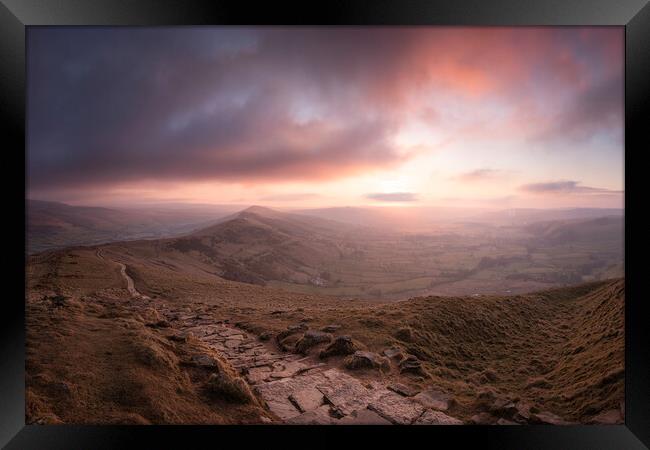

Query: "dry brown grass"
<box><xmin>25</xmin><ymin>277</ymin><xmax>271</xmax><ymax>424</ymax></box>
<box><xmin>26</xmin><ymin>246</ymin><xmax>624</xmax><ymax>423</ymax></box>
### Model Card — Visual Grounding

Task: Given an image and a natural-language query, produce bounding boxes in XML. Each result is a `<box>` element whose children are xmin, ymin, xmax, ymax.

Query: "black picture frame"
<box><xmin>1</xmin><ymin>1</ymin><xmax>648</xmax><ymax>448</ymax></box>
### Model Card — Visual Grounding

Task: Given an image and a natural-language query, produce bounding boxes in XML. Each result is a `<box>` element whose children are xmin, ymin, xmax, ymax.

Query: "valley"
<box><xmin>25</xmin><ymin>208</ymin><xmax>625</xmax><ymax>424</ymax></box>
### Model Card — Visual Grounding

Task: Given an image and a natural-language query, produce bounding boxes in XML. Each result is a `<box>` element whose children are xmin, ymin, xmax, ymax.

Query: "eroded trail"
<box><xmin>155</xmin><ymin>307</ymin><xmax>463</xmax><ymax>425</ymax></box>
<box><xmin>97</xmin><ymin>248</ymin><xmax>464</xmax><ymax>424</ymax></box>
<box><xmin>98</xmin><ymin>249</ymin><xmax>150</xmax><ymax>300</ymax></box>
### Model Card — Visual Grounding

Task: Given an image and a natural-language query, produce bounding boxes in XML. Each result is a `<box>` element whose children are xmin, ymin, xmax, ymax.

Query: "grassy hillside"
<box><xmin>26</xmin><ymin>246</ymin><xmax>624</xmax><ymax>423</ymax></box>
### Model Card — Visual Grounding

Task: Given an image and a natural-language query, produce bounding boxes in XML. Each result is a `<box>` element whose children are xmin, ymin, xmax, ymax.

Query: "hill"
<box><xmin>26</xmin><ymin>200</ymin><xmax>239</xmax><ymax>254</ymax></box>
<box><xmin>25</xmin><ymin>244</ymin><xmax>624</xmax><ymax>424</ymax></box>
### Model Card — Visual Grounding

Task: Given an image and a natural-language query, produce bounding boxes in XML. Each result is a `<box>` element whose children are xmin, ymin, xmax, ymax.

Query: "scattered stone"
<box><xmin>588</xmin><ymin>409</ymin><xmax>623</xmax><ymax>425</ymax></box>
<box><xmin>294</xmin><ymin>330</ymin><xmax>332</xmax><ymax>355</ymax></box>
<box><xmin>388</xmin><ymin>383</ymin><xmax>419</xmax><ymax>397</ymax></box>
<box><xmin>344</xmin><ymin>351</ymin><xmax>390</xmax><ymax>371</ymax></box>
<box><xmin>470</xmin><ymin>412</ymin><xmax>498</xmax><ymax>425</ymax></box>
<box><xmin>368</xmin><ymin>391</ymin><xmax>425</xmax><ymax>425</ymax></box>
<box><xmin>338</xmin><ymin>408</ymin><xmax>392</xmax><ymax>425</ymax></box>
<box><xmin>413</xmin><ymin>389</ymin><xmax>453</xmax><ymax>411</ymax></box>
<box><xmin>399</xmin><ymin>355</ymin><xmax>426</xmax><ymax>375</ymax></box>
<box><xmin>383</xmin><ymin>347</ymin><xmax>404</xmax><ymax>360</ymax></box>
<box><xmin>289</xmin><ymin>387</ymin><xmax>325</xmax><ymax>412</ymax></box>
<box><xmin>277</xmin><ymin>333</ymin><xmax>303</xmax><ymax>352</ymax></box>
<box><xmin>259</xmin><ymin>332</ymin><xmax>272</xmax><ymax>341</ymax></box>
<box><xmin>512</xmin><ymin>401</ymin><xmax>534</xmax><ymax>422</ymax></box>
<box><xmin>415</xmin><ymin>409</ymin><xmax>463</xmax><ymax>425</ymax></box>
<box><xmin>319</xmin><ymin>335</ymin><xmax>359</xmax><ymax>359</ymax></box>
<box><xmin>260</xmin><ymin>416</ymin><xmax>272</xmax><ymax>423</ymax></box>
<box><xmin>489</xmin><ymin>398</ymin><xmax>518</xmax><ymax>419</ymax></box>
<box><xmin>321</xmin><ymin>324</ymin><xmax>341</xmax><ymax>333</ymax></box>
<box><xmin>496</xmin><ymin>418</ymin><xmax>519</xmax><ymax>425</ymax></box>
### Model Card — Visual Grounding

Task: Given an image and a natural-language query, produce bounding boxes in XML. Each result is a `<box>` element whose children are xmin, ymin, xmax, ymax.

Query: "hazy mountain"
<box><xmin>26</xmin><ymin>199</ymin><xmax>240</xmax><ymax>254</ymax></box>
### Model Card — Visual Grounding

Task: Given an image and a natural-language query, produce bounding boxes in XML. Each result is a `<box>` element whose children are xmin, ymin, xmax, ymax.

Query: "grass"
<box><xmin>26</xmin><ymin>246</ymin><xmax>624</xmax><ymax>423</ymax></box>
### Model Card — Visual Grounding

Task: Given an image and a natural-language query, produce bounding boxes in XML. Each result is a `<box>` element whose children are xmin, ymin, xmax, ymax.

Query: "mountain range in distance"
<box><xmin>29</xmin><ymin>201</ymin><xmax>622</xmax><ymax>299</ymax></box>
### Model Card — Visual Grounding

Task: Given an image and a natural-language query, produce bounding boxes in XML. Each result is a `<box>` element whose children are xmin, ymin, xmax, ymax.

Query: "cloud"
<box><xmin>365</xmin><ymin>192</ymin><xmax>419</xmax><ymax>202</ymax></box>
<box><xmin>454</xmin><ymin>168</ymin><xmax>511</xmax><ymax>182</ymax></box>
<box><xmin>26</xmin><ymin>27</ymin><xmax>623</xmax><ymax>195</ymax></box>
<box><xmin>533</xmin><ymin>76</ymin><xmax>623</xmax><ymax>143</ymax></box>
<box><xmin>519</xmin><ymin>180</ymin><xmax>621</xmax><ymax>195</ymax></box>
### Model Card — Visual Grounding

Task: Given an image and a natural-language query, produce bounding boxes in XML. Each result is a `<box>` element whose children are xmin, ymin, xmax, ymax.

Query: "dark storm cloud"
<box><xmin>27</xmin><ymin>28</ymin><xmax>419</xmax><ymax>190</ymax></box>
<box><xmin>365</xmin><ymin>192</ymin><xmax>419</xmax><ymax>202</ymax></box>
<box><xmin>27</xmin><ymin>27</ymin><xmax>623</xmax><ymax>193</ymax></box>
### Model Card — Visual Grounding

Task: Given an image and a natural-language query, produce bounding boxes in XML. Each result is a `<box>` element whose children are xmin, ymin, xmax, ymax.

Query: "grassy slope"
<box><xmin>26</xmin><ymin>250</ymin><xmax>270</xmax><ymax>425</ymax></box>
<box><xmin>26</xmin><ymin>246</ymin><xmax>624</xmax><ymax>423</ymax></box>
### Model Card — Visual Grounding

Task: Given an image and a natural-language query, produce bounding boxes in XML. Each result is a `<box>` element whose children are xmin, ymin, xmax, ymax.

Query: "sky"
<box><xmin>27</xmin><ymin>27</ymin><xmax>624</xmax><ymax>209</ymax></box>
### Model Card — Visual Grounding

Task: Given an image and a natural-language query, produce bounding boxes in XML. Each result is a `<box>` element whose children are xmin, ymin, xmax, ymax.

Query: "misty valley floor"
<box><xmin>25</xmin><ymin>244</ymin><xmax>624</xmax><ymax>425</ymax></box>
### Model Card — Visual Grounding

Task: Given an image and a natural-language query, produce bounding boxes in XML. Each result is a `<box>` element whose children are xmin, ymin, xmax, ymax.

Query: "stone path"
<box><xmin>98</xmin><ymin>248</ymin><xmax>464</xmax><ymax>424</ymax></box>
<box><xmin>152</xmin><ymin>306</ymin><xmax>463</xmax><ymax>425</ymax></box>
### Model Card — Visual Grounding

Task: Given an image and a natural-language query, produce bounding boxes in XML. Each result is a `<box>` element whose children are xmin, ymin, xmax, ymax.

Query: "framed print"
<box><xmin>1</xmin><ymin>0</ymin><xmax>648</xmax><ymax>448</ymax></box>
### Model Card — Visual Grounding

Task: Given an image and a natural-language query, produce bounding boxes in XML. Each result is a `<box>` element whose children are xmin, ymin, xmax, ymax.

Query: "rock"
<box><xmin>277</xmin><ymin>333</ymin><xmax>303</xmax><ymax>352</ymax></box>
<box><xmin>413</xmin><ymin>389</ymin><xmax>453</xmax><ymax>411</ymax></box>
<box><xmin>512</xmin><ymin>401</ymin><xmax>534</xmax><ymax>422</ymax></box>
<box><xmin>289</xmin><ymin>388</ymin><xmax>326</xmax><ymax>412</ymax></box>
<box><xmin>225</xmin><ymin>339</ymin><xmax>242</xmax><ymax>349</ymax></box>
<box><xmin>474</xmin><ymin>388</ymin><xmax>498</xmax><ymax>411</ymax></box>
<box><xmin>269</xmin><ymin>361</ymin><xmax>309</xmax><ymax>379</ymax></box>
<box><xmin>496</xmin><ymin>418</ymin><xmax>519</xmax><ymax>425</ymax></box>
<box><xmin>191</xmin><ymin>354</ymin><xmax>219</xmax><ymax>368</ymax></box>
<box><xmin>470</xmin><ymin>412</ymin><xmax>498</xmax><ymax>425</ymax></box>
<box><xmin>345</xmin><ymin>351</ymin><xmax>390</xmax><ymax>371</ymax></box>
<box><xmin>338</xmin><ymin>409</ymin><xmax>392</xmax><ymax>425</ymax></box>
<box><xmin>529</xmin><ymin>411</ymin><xmax>575</xmax><ymax>425</ymax></box>
<box><xmin>399</xmin><ymin>355</ymin><xmax>426</xmax><ymax>375</ymax></box>
<box><xmin>321</xmin><ymin>324</ymin><xmax>341</xmax><ymax>333</ymax></box>
<box><xmin>368</xmin><ymin>391</ymin><xmax>426</xmax><ymax>425</ymax></box>
<box><xmin>415</xmin><ymin>409</ymin><xmax>463</xmax><ymax>425</ymax></box>
<box><xmin>319</xmin><ymin>335</ymin><xmax>359</xmax><ymax>359</ymax></box>
<box><xmin>246</xmin><ymin>366</ymin><xmax>271</xmax><ymax>384</ymax></box>
<box><xmin>294</xmin><ymin>330</ymin><xmax>332</xmax><ymax>355</ymax></box>
<box><xmin>387</xmin><ymin>383</ymin><xmax>419</xmax><ymax>397</ymax></box>
<box><xmin>259</xmin><ymin>332</ymin><xmax>272</xmax><ymax>341</ymax></box>
<box><xmin>588</xmin><ymin>409</ymin><xmax>623</xmax><ymax>425</ymax></box>
<box><xmin>266</xmin><ymin>399</ymin><xmax>302</xmax><ymax>421</ymax></box>
<box><xmin>286</xmin><ymin>405</ymin><xmax>335</xmax><ymax>425</ymax></box>
<box><xmin>489</xmin><ymin>398</ymin><xmax>518</xmax><ymax>419</ymax></box>
<box><xmin>383</xmin><ymin>347</ymin><xmax>404</xmax><ymax>360</ymax></box>
<box><xmin>259</xmin><ymin>416</ymin><xmax>272</xmax><ymax>423</ymax></box>
<box><xmin>316</xmin><ymin>369</ymin><xmax>373</xmax><ymax>415</ymax></box>
<box><xmin>276</xmin><ymin>324</ymin><xmax>309</xmax><ymax>350</ymax></box>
